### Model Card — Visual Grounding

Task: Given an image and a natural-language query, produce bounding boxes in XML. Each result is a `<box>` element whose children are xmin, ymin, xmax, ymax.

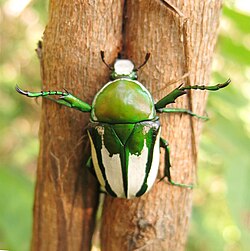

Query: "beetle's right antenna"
<box><xmin>135</xmin><ymin>53</ymin><xmax>151</xmax><ymax>71</ymax></box>
<box><xmin>100</xmin><ymin>51</ymin><xmax>113</xmax><ymax>70</ymax></box>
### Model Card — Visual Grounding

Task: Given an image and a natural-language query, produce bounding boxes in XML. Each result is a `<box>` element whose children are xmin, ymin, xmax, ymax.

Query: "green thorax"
<box><xmin>91</xmin><ymin>79</ymin><xmax>156</xmax><ymax>123</ymax></box>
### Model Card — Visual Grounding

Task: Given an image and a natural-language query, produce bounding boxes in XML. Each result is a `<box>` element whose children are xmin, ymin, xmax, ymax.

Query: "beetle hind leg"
<box><xmin>160</xmin><ymin>137</ymin><xmax>193</xmax><ymax>189</ymax></box>
<box><xmin>86</xmin><ymin>156</ymin><xmax>98</xmax><ymax>179</ymax></box>
<box><xmin>86</xmin><ymin>157</ymin><xmax>108</xmax><ymax>195</ymax></box>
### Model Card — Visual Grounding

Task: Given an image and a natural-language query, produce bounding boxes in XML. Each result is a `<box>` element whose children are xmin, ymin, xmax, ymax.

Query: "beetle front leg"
<box><xmin>159</xmin><ymin>137</ymin><xmax>193</xmax><ymax>189</ymax></box>
<box><xmin>155</xmin><ymin>79</ymin><xmax>230</xmax><ymax>110</ymax></box>
<box><xmin>155</xmin><ymin>84</ymin><xmax>187</xmax><ymax>109</ymax></box>
<box><xmin>16</xmin><ymin>85</ymin><xmax>92</xmax><ymax>113</ymax></box>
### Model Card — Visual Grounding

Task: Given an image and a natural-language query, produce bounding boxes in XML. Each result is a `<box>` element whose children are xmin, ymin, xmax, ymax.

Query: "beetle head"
<box><xmin>101</xmin><ymin>51</ymin><xmax>150</xmax><ymax>81</ymax></box>
<box><xmin>111</xmin><ymin>59</ymin><xmax>137</xmax><ymax>80</ymax></box>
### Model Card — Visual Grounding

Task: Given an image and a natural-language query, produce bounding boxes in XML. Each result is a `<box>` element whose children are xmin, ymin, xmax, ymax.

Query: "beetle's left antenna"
<box><xmin>135</xmin><ymin>53</ymin><xmax>151</xmax><ymax>71</ymax></box>
<box><xmin>100</xmin><ymin>51</ymin><xmax>113</xmax><ymax>70</ymax></box>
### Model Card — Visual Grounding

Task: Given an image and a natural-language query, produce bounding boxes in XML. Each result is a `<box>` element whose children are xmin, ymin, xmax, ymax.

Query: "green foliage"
<box><xmin>0</xmin><ymin>0</ymin><xmax>48</xmax><ymax>250</ymax></box>
<box><xmin>0</xmin><ymin>167</ymin><xmax>33</xmax><ymax>250</ymax></box>
<box><xmin>187</xmin><ymin>4</ymin><xmax>250</xmax><ymax>251</ymax></box>
<box><xmin>0</xmin><ymin>0</ymin><xmax>249</xmax><ymax>250</ymax></box>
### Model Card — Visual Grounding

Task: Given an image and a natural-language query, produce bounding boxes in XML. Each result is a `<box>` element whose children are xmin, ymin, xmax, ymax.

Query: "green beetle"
<box><xmin>16</xmin><ymin>51</ymin><xmax>230</xmax><ymax>199</ymax></box>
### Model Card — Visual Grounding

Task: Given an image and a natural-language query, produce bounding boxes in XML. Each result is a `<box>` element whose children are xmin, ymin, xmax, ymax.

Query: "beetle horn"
<box><xmin>135</xmin><ymin>53</ymin><xmax>151</xmax><ymax>71</ymax></box>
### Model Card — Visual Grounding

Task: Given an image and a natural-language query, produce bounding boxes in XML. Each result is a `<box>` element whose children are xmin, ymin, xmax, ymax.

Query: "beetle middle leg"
<box><xmin>159</xmin><ymin>137</ymin><xmax>193</xmax><ymax>188</ymax></box>
<box><xmin>157</xmin><ymin>107</ymin><xmax>208</xmax><ymax>120</ymax></box>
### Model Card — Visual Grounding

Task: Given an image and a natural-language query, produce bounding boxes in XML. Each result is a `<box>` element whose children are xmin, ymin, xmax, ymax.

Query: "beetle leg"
<box><xmin>157</xmin><ymin>107</ymin><xmax>208</xmax><ymax>120</ymax></box>
<box><xmin>155</xmin><ymin>79</ymin><xmax>230</xmax><ymax>110</ymax></box>
<box><xmin>179</xmin><ymin>79</ymin><xmax>231</xmax><ymax>92</ymax></box>
<box><xmin>155</xmin><ymin>85</ymin><xmax>187</xmax><ymax>109</ymax></box>
<box><xmin>16</xmin><ymin>85</ymin><xmax>91</xmax><ymax>112</ymax></box>
<box><xmin>45</xmin><ymin>96</ymin><xmax>73</xmax><ymax>108</ymax></box>
<box><xmin>86</xmin><ymin>156</ymin><xmax>97</xmax><ymax>178</ymax></box>
<box><xmin>159</xmin><ymin>137</ymin><xmax>193</xmax><ymax>189</ymax></box>
<box><xmin>58</xmin><ymin>92</ymin><xmax>92</xmax><ymax>112</ymax></box>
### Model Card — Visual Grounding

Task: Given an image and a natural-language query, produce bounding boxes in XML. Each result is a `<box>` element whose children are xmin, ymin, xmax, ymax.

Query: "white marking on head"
<box><xmin>114</xmin><ymin>59</ymin><xmax>134</xmax><ymax>75</ymax></box>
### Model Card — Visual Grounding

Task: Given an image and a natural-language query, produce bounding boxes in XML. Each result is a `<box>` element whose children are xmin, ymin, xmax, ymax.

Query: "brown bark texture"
<box><xmin>101</xmin><ymin>1</ymin><xmax>222</xmax><ymax>251</ymax></box>
<box><xmin>31</xmin><ymin>0</ymin><xmax>223</xmax><ymax>251</ymax></box>
<box><xmin>31</xmin><ymin>1</ymin><xmax>123</xmax><ymax>251</ymax></box>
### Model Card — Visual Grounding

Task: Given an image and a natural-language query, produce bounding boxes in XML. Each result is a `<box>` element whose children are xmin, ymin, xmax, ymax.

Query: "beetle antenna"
<box><xmin>100</xmin><ymin>51</ymin><xmax>113</xmax><ymax>71</ymax></box>
<box><xmin>135</xmin><ymin>53</ymin><xmax>151</xmax><ymax>71</ymax></box>
<box><xmin>117</xmin><ymin>52</ymin><xmax>122</xmax><ymax>59</ymax></box>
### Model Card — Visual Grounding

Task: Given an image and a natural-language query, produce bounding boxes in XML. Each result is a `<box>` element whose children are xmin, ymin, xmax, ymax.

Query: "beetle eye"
<box><xmin>114</xmin><ymin>60</ymin><xmax>135</xmax><ymax>75</ymax></box>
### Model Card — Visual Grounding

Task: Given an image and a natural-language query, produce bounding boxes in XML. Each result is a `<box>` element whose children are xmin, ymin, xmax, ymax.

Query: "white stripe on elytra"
<box><xmin>95</xmin><ymin>128</ymin><xmax>125</xmax><ymax>198</ymax></box>
<box><xmin>145</xmin><ymin>128</ymin><xmax>161</xmax><ymax>193</ymax></box>
<box><xmin>87</xmin><ymin>131</ymin><xmax>106</xmax><ymax>188</ymax></box>
<box><xmin>127</xmin><ymin>140</ymin><xmax>149</xmax><ymax>199</ymax></box>
<box><xmin>101</xmin><ymin>146</ymin><xmax>125</xmax><ymax>198</ymax></box>
<box><xmin>88</xmin><ymin>125</ymin><xmax>160</xmax><ymax>198</ymax></box>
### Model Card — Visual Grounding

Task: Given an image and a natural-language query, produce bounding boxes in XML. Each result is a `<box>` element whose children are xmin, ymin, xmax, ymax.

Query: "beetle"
<box><xmin>16</xmin><ymin>51</ymin><xmax>230</xmax><ymax>199</ymax></box>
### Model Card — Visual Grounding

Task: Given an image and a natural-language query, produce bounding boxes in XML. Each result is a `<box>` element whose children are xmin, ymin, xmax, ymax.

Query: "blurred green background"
<box><xmin>0</xmin><ymin>0</ymin><xmax>249</xmax><ymax>250</ymax></box>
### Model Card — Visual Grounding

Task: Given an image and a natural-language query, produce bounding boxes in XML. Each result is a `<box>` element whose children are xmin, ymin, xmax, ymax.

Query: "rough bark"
<box><xmin>31</xmin><ymin>1</ymin><xmax>123</xmax><ymax>251</ymax></box>
<box><xmin>101</xmin><ymin>1</ymin><xmax>223</xmax><ymax>251</ymax></box>
<box><xmin>31</xmin><ymin>0</ymin><xmax>223</xmax><ymax>250</ymax></box>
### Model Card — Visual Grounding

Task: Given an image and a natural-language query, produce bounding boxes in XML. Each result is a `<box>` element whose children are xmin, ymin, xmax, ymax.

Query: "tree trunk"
<box><xmin>31</xmin><ymin>1</ymin><xmax>123</xmax><ymax>250</ymax></box>
<box><xmin>101</xmin><ymin>1</ymin><xmax>222</xmax><ymax>251</ymax></box>
<box><xmin>31</xmin><ymin>0</ymin><xmax>223</xmax><ymax>250</ymax></box>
